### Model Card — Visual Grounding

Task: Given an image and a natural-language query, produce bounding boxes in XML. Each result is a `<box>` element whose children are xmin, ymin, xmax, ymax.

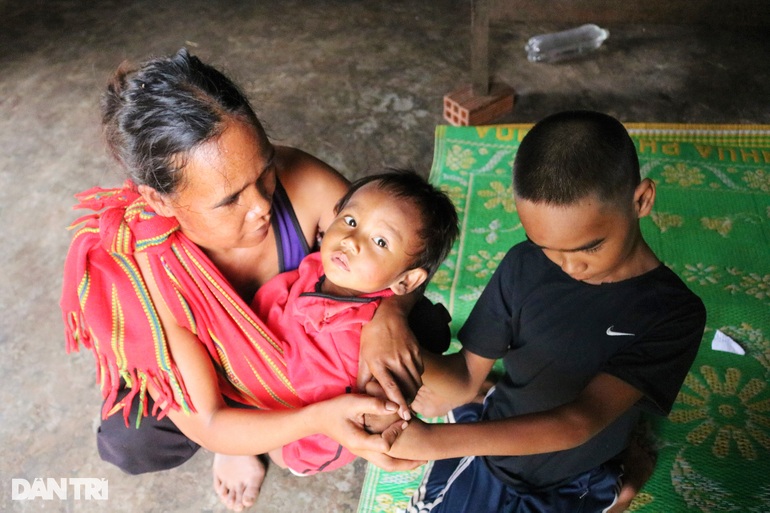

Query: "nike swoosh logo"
<box><xmin>606</xmin><ymin>326</ymin><xmax>635</xmax><ymax>337</ymax></box>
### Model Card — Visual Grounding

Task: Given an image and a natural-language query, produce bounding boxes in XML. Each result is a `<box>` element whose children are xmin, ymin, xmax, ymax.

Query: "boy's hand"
<box><xmin>359</xmin><ymin>299</ymin><xmax>423</xmax><ymax>420</ymax></box>
<box><xmin>372</xmin><ymin>419</ymin><xmax>427</xmax><ymax>471</ymax></box>
<box><xmin>386</xmin><ymin>416</ymin><xmax>432</xmax><ymax>460</ymax></box>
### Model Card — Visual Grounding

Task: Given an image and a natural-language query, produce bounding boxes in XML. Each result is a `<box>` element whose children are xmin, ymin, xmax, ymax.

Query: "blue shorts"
<box><xmin>405</xmin><ymin>403</ymin><xmax>622</xmax><ymax>513</ymax></box>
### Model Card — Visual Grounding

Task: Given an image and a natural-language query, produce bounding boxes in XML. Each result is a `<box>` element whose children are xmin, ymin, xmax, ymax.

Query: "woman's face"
<box><xmin>160</xmin><ymin>119</ymin><xmax>277</xmax><ymax>253</ymax></box>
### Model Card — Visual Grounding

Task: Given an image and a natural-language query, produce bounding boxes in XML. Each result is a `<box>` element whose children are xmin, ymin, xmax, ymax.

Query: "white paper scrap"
<box><xmin>711</xmin><ymin>330</ymin><xmax>745</xmax><ymax>355</ymax></box>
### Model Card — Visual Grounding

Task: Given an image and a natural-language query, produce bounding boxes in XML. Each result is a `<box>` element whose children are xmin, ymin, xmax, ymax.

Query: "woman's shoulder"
<box><xmin>275</xmin><ymin>145</ymin><xmax>349</xmax><ymax>192</ymax></box>
<box><xmin>275</xmin><ymin>145</ymin><xmax>350</xmax><ymax>227</ymax></box>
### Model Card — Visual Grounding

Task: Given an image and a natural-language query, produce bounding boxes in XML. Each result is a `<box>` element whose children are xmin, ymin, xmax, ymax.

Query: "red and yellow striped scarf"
<box><xmin>60</xmin><ymin>183</ymin><xmax>302</xmax><ymax>427</ymax></box>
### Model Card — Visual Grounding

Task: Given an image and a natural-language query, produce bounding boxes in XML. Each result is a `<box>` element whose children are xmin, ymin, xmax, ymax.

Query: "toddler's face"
<box><xmin>320</xmin><ymin>183</ymin><xmax>423</xmax><ymax>296</ymax></box>
<box><xmin>515</xmin><ymin>194</ymin><xmax>641</xmax><ymax>285</ymax></box>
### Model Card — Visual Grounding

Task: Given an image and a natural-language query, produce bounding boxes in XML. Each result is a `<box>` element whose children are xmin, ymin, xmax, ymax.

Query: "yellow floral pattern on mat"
<box><xmin>671</xmin><ymin>366</ymin><xmax>770</xmax><ymax>460</ymax></box>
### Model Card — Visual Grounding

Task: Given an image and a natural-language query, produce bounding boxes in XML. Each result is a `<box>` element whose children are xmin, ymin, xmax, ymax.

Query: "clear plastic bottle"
<box><xmin>525</xmin><ymin>24</ymin><xmax>610</xmax><ymax>63</ymax></box>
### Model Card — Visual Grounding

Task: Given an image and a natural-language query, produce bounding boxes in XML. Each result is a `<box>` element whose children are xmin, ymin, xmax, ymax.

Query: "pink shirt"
<box><xmin>252</xmin><ymin>252</ymin><xmax>392</xmax><ymax>474</ymax></box>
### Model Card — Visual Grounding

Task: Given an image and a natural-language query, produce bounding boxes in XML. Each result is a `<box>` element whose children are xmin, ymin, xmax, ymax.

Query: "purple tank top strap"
<box><xmin>271</xmin><ymin>179</ymin><xmax>311</xmax><ymax>273</ymax></box>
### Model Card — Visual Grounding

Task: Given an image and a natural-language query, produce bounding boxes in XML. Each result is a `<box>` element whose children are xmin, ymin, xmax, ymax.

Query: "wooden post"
<box><xmin>443</xmin><ymin>0</ymin><xmax>515</xmax><ymax>126</ymax></box>
<box><xmin>471</xmin><ymin>0</ymin><xmax>490</xmax><ymax>95</ymax></box>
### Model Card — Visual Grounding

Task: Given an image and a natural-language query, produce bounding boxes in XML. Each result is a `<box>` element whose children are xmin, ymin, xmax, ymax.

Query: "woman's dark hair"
<box><xmin>335</xmin><ymin>169</ymin><xmax>459</xmax><ymax>279</ymax></box>
<box><xmin>101</xmin><ymin>48</ymin><xmax>263</xmax><ymax>194</ymax></box>
<box><xmin>513</xmin><ymin>110</ymin><xmax>640</xmax><ymax>206</ymax></box>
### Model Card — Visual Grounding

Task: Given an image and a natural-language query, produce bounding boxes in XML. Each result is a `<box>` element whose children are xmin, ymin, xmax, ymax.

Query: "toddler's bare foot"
<box><xmin>473</xmin><ymin>379</ymin><xmax>496</xmax><ymax>403</ymax></box>
<box><xmin>410</xmin><ymin>385</ymin><xmax>457</xmax><ymax>418</ymax></box>
<box><xmin>213</xmin><ymin>453</ymin><xmax>265</xmax><ymax>511</ymax></box>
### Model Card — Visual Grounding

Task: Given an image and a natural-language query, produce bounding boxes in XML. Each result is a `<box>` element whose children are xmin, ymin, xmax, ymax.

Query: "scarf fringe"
<box><xmin>64</xmin><ymin>315</ymin><xmax>194</xmax><ymax>428</ymax></box>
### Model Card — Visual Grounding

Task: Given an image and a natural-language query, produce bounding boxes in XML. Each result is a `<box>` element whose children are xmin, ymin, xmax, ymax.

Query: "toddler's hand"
<box><xmin>363</xmin><ymin>380</ymin><xmax>406</xmax><ymax>433</ymax></box>
<box><xmin>363</xmin><ymin>411</ymin><xmax>402</xmax><ymax>434</ymax></box>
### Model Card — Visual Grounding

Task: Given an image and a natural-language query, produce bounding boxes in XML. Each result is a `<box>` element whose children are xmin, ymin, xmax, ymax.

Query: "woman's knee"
<box><xmin>97</xmin><ymin>409</ymin><xmax>199</xmax><ymax>475</ymax></box>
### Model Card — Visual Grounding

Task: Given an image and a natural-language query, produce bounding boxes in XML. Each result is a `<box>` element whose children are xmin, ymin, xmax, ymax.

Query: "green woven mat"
<box><xmin>357</xmin><ymin>124</ymin><xmax>770</xmax><ymax>513</ymax></box>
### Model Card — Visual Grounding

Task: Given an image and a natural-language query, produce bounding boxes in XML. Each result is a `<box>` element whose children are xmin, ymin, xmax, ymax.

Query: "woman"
<box><xmin>61</xmin><ymin>49</ymin><xmax>423</xmax><ymax>511</ymax></box>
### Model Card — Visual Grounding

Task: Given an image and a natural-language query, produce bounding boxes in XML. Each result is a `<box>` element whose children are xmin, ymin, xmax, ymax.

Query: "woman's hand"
<box><xmin>359</xmin><ymin>295</ymin><xmax>423</xmax><ymax>420</ymax></box>
<box><xmin>315</xmin><ymin>394</ymin><xmax>425</xmax><ymax>471</ymax></box>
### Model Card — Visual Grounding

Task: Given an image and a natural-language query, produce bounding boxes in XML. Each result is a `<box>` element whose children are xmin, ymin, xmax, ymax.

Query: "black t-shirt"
<box><xmin>459</xmin><ymin>241</ymin><xmax>706</xmax><ymax>490</ymax></box>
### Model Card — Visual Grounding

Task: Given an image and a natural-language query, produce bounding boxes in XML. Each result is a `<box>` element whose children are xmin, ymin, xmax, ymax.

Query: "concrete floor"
<box><xmin>1</xmin><ymin>1</ymin><xmax>768</xmax><ymax>512</ymax></box>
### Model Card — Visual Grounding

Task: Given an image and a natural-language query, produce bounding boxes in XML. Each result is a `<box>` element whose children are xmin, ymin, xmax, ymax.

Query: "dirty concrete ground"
<box><xmin>1</xmin><ymin>1</ymin><xmax>768</xmax><ymax>512</ymax></box>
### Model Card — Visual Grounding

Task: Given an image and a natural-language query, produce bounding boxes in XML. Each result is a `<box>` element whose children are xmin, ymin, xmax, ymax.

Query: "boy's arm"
<box><xmin>389</xmin><ymin>371</ymin><xmax>643</xmax><ymax>461</ymax></box>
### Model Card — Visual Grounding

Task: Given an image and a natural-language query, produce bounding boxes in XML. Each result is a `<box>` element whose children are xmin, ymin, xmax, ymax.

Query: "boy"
<box><xmin>250</xmin><ymin>169</ymin><xmax>458</xmax><ymax>476</ymax></box>
<box><xmin>388</xmin><ymin>111</ymin><xmax>707</xmax><ymax>512</ymax></box>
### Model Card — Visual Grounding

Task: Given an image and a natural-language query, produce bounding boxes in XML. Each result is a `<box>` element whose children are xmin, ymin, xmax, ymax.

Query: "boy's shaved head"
<box><xmin>513</xmin><ymin>111</ymin><xmax>640</xmax><ymax>206</ymax></box>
